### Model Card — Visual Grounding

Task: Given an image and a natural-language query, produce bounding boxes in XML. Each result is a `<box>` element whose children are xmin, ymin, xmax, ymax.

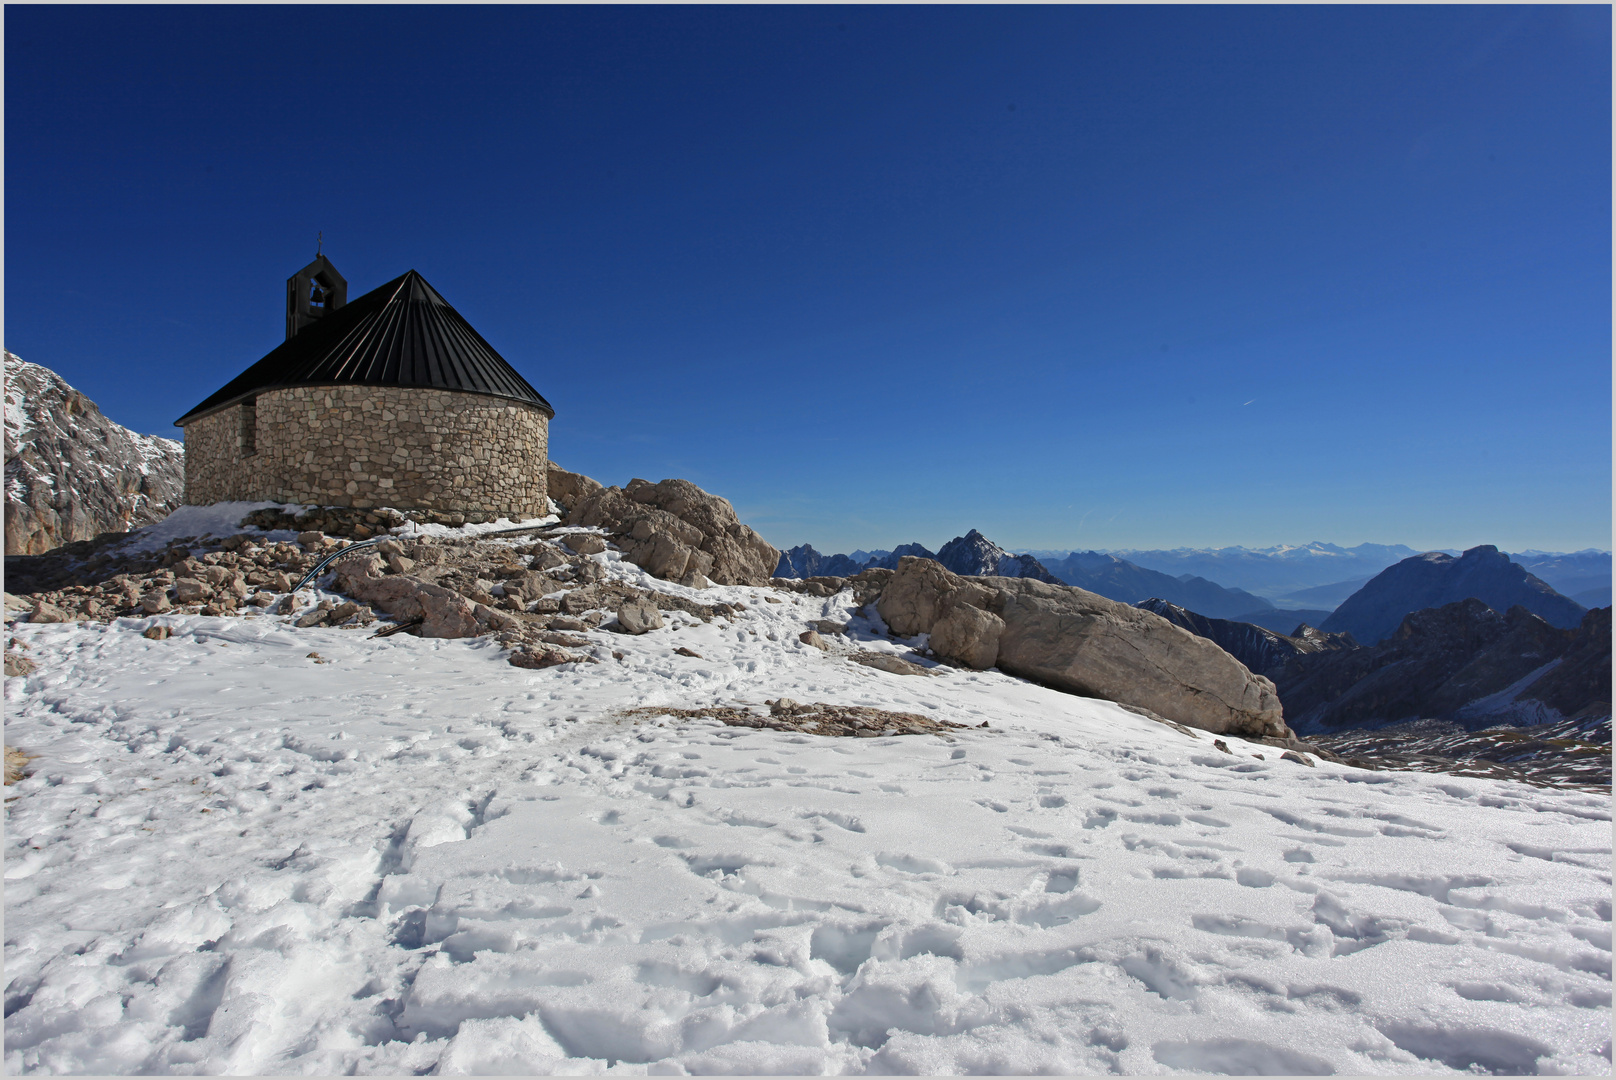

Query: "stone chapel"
<box><xmin>175</xmin><ymin>255</ymin><xmax>553</xmax><ymax>519</ymax></box>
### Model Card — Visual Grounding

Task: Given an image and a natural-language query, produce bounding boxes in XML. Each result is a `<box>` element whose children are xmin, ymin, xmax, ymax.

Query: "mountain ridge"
<box><xmin>1321</xmin><ymin>545</ymin><xmax>1586</xmax><ymax>645</ymax></box>
<box><xmin>4</xmin><ymin>351</ymin><xmax>185</xmax><ymax>555</ymax></box>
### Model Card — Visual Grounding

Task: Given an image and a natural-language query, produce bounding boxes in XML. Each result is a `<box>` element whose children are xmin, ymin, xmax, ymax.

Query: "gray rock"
<box><xmin>927</xmin><ymin>598</ymin><xmax>1004</xmax><ymax>669</ymax></box>
<box><xmin>546</xmin><ymin>463</ymin><xmax>605</xmax><ymax>514</ymax></box>
<box><xmin>29</xmin><ymin>601</ymin><xmax>70</xmax><ymax>623</ymax></box>
<box><xmin>5</xmin><ymin>652</ymin><xmax>37</xmax><ymax>675</ymax></box>
<box><xmin>172</xmin><ymin>578</ymin><xmax>212</xmax><ymax>603</ymax></box>
<box><xmin>616</xmin><ymin>598</ymin><xmax>664</xmax><ymax>635</ymax></box>
<box><xmin>877</xmin><ymin>557</ymin><xmax>1287</xmax><ymax>738</ymax></box>
<box><xmin>140</xmin><ymin>590</ymin><xmax>172</xmax><ymax>614</ymax></box>
<box><xmin>546</xmin><ymin>616</ymin><xmax>592</xmax><ymax>632</ymax></box>
<box><xmin>568</xmin><ymin>558</ymin><xmax>607</xmax><ymax>584</ymax></box>
<box><xmin>514</xmin><ymin>572</ymin><xmax>564</xmax><ymax>602</ymax></box>
<box><xmin>799</xmin><ymin>630</ymin><xmax>829</xmax><ymax>651</ymax></box>
<box><xmin>563</xmin><ymin>534</ymin><xmax>607</xmax><ymax>556</ymax></box>
<box><xmin>332</xmin><ymin>555</ymin><xmax>486</xmax><ymax>638</ymax></box>
<box><xmin>528</xmin><ymin>544</ymin><xmax>570</xmax><ymax>572</ymax></box>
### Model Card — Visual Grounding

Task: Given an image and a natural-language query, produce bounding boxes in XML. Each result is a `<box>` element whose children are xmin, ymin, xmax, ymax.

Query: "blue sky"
<box><xmin>6</xmin><ymin>5</ymin><xmax>1609</xmax><ymax>555</ymax></box>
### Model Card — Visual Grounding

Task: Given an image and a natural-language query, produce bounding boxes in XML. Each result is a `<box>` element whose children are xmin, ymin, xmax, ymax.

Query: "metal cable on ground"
<box><xmin>289</xmin><ymin>535</ymin><xmax>390</xmax><ymax>594</ymax></box>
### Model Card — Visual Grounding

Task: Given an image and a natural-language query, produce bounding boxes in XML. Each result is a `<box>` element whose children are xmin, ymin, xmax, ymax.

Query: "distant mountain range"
<box><xmin>1320</xmin><ymin>545</ymin><xmax>1587</xmax><ymax>645</ymax></box>
<box><xmin>1029</xmin><ymin>542</ymin><xmax>1610</xmax><ymax>612</ymax></box>
<box><xmin>1039</xmin><ymin>550</ymin><xmax>1275</xmax><ymax>620</ymax></box>
<box><xmin>1507</xmin><ymin>550</ymin><xmax>1612</xmax><ymax>607</ymax></box>
<box><xmin>776</xmin><ymin>542</ymin><xmax>937</xmax><ymax>579</ymax></box>
<box><xmin>779</xmin><ymin>532</ymin><xmax>1307</xmax><ymax>619</ymax></box>
<box><xmin>778</xmin><ymin>533</ymin><xmax>1609</xmax><ymax>632</ymax></box>
<box><xmin>776</xmin><ymin>532</ymin><xmax>1056</xmax><ymax>583</ymax></box>
<box><xmin>1023</xmin><ymin>542</ymin><xmax>1431</xmax><ymax>599</ymax></box>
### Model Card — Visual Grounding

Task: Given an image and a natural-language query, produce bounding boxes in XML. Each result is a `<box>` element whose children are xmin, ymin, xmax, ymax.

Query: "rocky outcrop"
<box><xmin>870</xmin><ymin>557</ymin><xmax>1287</xmax><ymax>738</ymax></box>
<box><xmin>1135</xmin><ymin>598</ymin><xmax>1357</xmax><ymax>678</ymax></box>
<box><xmin>546</xmin><ymin>463</ymin><xmax>604</xmax><ymax>516</ymax></box>
<box><xmin>568</xmin><ymin>476</ymin><xmax>779</xmax><ymax>587</ymax></box>
<box><xmin>1277</xmin><ymin>599</ymin><xmax>1612</xmax><ymax>732</ymax></box>
<box><xmin>5</xmin><ymin>352</ymin><xmax>184</xmax><ymax>555</ymax></box>
<box><xmin>1321</xmin><ymin>545</ymin><xmax>1585</xmax><ymax>645</ymax></box>
<box><xmin>935</xmin><ymin>530</ymin><xmax>1059</xmax><ymax>582</ymax></box>
<box><xmin>334</xmin><ymin>554</ymin><xmax>490</xmax><ymax>638</ymax></box>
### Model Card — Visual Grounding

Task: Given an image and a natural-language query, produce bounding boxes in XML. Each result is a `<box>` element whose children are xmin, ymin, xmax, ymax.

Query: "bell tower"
<box><xmin>285</xmin><ymin>253</ymin><xmax>348</xmax><ymax>340</ymax></box>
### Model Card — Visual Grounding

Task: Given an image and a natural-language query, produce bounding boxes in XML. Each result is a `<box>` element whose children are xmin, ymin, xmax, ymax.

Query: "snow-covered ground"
<box><xmin>4</xmin><ymin>548</ymin><xmax>1611</xmax><ymax>1075</ymax></box>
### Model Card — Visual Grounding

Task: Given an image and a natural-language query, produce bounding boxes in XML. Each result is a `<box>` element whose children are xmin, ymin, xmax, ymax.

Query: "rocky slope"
<box><xmin>1320</xmin><ymin>545</ymin><xmax>1585</xmax><ymax>645</ymax></box>
<box><xmin>1277</xmin><ymin>599</ymin><xmax>1611</xmax><ymax>733</ymax></box>
<box><xmin>934</xmin><ymin>529</ymin><xmax>1059</xmax><ymax>582</ymax></box>
<box><xmin>1135</xmin><ymin>598</ymin><xmax>1356</xmax><ymax>678</ymax></box>
<box><xmin>4</xmin><ymin>352</ymin><xmax>184</xmax><ymax>555</ymax></box>
<box><xmin>1044</xmin><ymin>550</ymin><xmax>1271</xmax><ymax>619</ymax></box>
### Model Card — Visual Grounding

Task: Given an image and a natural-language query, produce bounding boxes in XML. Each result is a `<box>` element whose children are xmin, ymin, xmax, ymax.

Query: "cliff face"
<box><xmin>4</xmin><ymin>352</ymin><xmax>184</xmax><ymax>555</ymax></box>
<box><xmin>1320</xmin><ymin>545</ymin><xmax>1586</xmax><ymax>645</ymax></box>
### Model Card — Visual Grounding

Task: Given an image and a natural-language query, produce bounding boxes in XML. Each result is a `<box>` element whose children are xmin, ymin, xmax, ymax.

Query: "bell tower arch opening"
<box><xmin>285</xmin><ymin>253</ymin><xmax>348</xmax><ymax>340</ymax></box>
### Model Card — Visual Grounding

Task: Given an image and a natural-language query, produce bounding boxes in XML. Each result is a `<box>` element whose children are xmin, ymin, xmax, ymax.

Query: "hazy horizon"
<box><xmin>759</xmin><ymin>533</ymin><xmax>1610</xmax><ymax>562</ymax></box>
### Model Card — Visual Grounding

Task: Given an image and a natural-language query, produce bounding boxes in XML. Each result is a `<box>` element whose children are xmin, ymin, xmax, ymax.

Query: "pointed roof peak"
<box><xmin>178</xmin><ymin>268</ymin><xmax>552</xmax><ymax>426</ymax></box>
<box><xmin>388</xmin><ymin>269</ymin><xmax>445</xmax><ymax>305</ymax></box>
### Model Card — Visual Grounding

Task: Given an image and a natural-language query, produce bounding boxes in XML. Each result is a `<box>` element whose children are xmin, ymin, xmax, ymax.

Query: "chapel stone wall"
<box><xmin>182</xmin><ymin>385</ymin><xmax>550</xmax><ymax>517</ymax></box>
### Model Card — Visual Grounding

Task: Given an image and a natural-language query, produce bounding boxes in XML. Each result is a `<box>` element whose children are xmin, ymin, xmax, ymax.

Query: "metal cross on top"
<box><xmin>316</xmin><ymin>230</ymin><xmax>323</xmax><ymax>256</ymax></box>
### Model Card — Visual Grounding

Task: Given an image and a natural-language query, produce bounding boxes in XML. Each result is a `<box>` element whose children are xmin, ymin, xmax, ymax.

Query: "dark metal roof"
<box><xmin>176</xmin><ymin>270</ymin><xmax>553</xmax><ymax>426</ymax></box>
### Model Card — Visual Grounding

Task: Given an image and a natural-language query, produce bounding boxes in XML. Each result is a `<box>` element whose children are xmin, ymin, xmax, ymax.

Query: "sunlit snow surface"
<box><xmin>4</xmin><ymin>552</ymin><xmax>1611</xmax><ymax>1075</ymax></box>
